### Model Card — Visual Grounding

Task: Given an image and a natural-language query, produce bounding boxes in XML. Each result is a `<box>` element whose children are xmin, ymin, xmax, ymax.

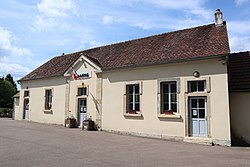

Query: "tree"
<box><xmin>0</xmin><ymin>78</ymin><xmax>17</xmax><ymax>108</ymax></box>
<box><xmin>5</xmin><ymin>74</ymin><xmax>17</xmax><ymax>91</ymax></box>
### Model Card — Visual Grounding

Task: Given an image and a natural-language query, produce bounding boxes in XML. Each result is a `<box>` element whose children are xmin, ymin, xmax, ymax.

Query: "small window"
<box><xmin>188</xmin><ymin>80</ymin><xmax>206</xmax><ymax>92</ymax></box>
<box><xmin>160</xmin><ymin>81</ymin><xmax>177</xmax><ymax>114</ymax></box>
<box><xmin>45</xmin><ymin>89</ymin><xmax>52</xmax><ymax>110</ymax></box>
<box><xmin>24</xmin><ymin>91</ymin><xmax>29</xmax><ymax>97</ymax></box>
<box><xmin>126</xmin><ymin>84</ymin><xmax>140</xmax><ymax>114</ymax></box>
<box><xmin>78</xmin><ymin>87</ymin><xmax>87</xmax><ymax>96</ymax></box>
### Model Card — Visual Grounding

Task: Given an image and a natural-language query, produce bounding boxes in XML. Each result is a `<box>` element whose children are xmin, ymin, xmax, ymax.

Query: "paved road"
<box><xmin>0</xmin><ymin>118</ymin><xmax>250</xmax><ymax>167</ymax></box>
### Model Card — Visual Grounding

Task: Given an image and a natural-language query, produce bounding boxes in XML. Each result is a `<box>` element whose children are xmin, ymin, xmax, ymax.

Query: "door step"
<box><xmin>184</xmin><ymin>137</ymin><xmax>212</xmax><ymax>145</ymax></box>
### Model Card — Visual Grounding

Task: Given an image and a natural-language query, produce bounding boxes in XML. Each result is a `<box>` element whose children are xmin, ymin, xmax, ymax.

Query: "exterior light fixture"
<box><xmin>193</xmin><ymin>71</ymin><xmax>200</xmax><ymax>78</ymax></box>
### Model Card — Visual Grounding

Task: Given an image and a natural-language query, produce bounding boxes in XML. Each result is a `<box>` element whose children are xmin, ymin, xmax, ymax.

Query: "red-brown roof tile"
<box><xmin>228</xmin><ymin>51</ymin><xmax>250</xmax><ymax>91</ymax></box>
<box><xmin>20</xmin><ymin>22</ymin><xmax>230</xmax><ymax>81</ymax></box>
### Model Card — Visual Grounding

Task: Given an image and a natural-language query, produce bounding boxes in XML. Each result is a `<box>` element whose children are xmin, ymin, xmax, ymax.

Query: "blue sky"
<box><xmin>0</xmin><ymin>0</ymin><xmax>250</xmax><ymax>82</ymax></box>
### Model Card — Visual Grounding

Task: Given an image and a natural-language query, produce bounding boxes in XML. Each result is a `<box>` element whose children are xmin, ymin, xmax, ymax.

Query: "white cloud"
<box><xmin>229</xmin><ymin>36</ymin><xmax>250</xmax><ymax>52</ymax></box>
<box><xmin>33</xmin><ymin>0</ymin><xmax>79</xmax><ymax>32</ymax></box>
<box><xmin>234</xmin><ymin>0</ymin><xmax>249</xmax><ymax>6</ymax></box>
<box><xmin>37</xmin><ymin>0</ymin><xmax>78</xmax><ymax>17</ymax></box>
<box><xmin>228</xmin><ymin>21</ymin><xmax>250</xmax><ymax>35</ymax></box>
<box><xmin>0</xmin><ymin>27</ymin><xmax>32</xmax><ymax>80</ymax></box>
<box><xmin>227</xmin><ymin>21</ymin><xmax>250</xmax><ymax>52</ymax></box>
<box><xmin>104</xmin><ymin>0</ymin><xmax>213</xmax><ymax>31</ymax></box>
<box><xmin>75</xmin><ymin>39</ymin><xmax>102</xmax><ymax>51</ymax></box>
<box><xmin>102</xmin><ymin>15</ymin><xmax>114</xmax><ymax>25</ymax></box>
<box><xmin>0</xmin><ymin>27</ymin><xmax>32</xmax><ymax>59</ymax></box>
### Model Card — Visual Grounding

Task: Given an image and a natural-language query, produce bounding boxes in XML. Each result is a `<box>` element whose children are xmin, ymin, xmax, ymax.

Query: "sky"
<box><xmin>0</xmin><ymin>0</ymin><xmax>250</xmax><ymax>83</ymax></box>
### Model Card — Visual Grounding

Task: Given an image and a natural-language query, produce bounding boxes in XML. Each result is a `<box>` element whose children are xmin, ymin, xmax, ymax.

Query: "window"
<box><xmin>78</xmin><ymin>87</ymin><xmax>87</xmax><ymax>96</ymax></box>
<box><xmin>45</xmin><ymin>89</ymin><xmax>52</xmax><ymax>110</ymax></box>
<box><xmin>24</xmin><ymin>91</ymin><xmax>29</xmax><ymax>97</ymax></box>
<box><xmin>160</xmin><ymin>82</ymin><xmax>177</xmax><ymax>114</ymax></box>
<box><xmin>126</xmin><ymin>84</ymin><xmax>140</xmax><ymax>114</ymax></box>
<box><xmin>188</xmin><ymin>80</ymin><xmax>206</xmax><ymax>92</ymax></box>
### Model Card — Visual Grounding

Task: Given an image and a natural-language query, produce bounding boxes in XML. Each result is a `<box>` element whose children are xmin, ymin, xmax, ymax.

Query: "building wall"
<box><xmin>67</xmin><ymin>60</ymin><xmax>102</xmax><ymax>127</ymax></box>
<box><xmin>16</xmin><ymin>77</ymin><xmax>67</xmax><ymax>125</ymax></box>
<box><xmin>13</xmin><ymin>97</ymin><xmax>20</xmax><ymax>120</ymax></box>
<box><xmin>102</xmin><ymin>59</ymin><xmax>231</xmax><ymax>145</ymax></box>
<box><xmin>230</xmin><ymin>92</ymin><xmax>250</xmax><ymax>144</ymax></box>
<box><xmin>15</xmin><ymin>59</ymin><xmax>101</xmax><ymax>126</ymax></box>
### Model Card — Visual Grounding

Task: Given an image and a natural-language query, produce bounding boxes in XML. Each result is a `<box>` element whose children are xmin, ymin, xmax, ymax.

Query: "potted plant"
<box><xmin>128</xmin><ymin>110</ymin><xmax>137</xmax><ymax>114</ymax></box>
<box><xmin>163</xmin><ymin>110</ymin><xmax>174</xmax><ymax>115</ymax></box>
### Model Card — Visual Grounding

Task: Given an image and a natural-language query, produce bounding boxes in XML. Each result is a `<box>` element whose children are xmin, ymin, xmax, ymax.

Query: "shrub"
<box><xmin>0</xmin><ymin>108</ymin><xmax>13</xmax><ymax>118</ymax></box>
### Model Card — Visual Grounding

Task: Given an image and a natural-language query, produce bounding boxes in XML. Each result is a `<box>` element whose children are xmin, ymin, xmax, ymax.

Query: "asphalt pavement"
<box><xmin>0</xmin><ymin>118</ymin><xmax>250</xmax><ymax>167</ymax></box>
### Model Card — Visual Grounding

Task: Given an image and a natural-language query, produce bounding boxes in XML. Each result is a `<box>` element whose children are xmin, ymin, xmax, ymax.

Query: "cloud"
<box><xmin>103</xmin><ymin>0</ymin><xmax>212</xmax><ymax>31</ymax></box>
<box><xmin>0</xmin><ymin>27</ymin><xmax>32</xmax><ymax>80</ymax></box>
<box><xmin>234</xmin><ymin>0</ymin><xmax>249</xmax><ymax>6</ymax></box>
<box><xmin>75</xmin><ymin>39</ymin><xmax>102</xmax><ymax>51</ymax></box>
<box><xmin>227</xmin><ymin>21</ymin><xmax>250</xmax><ymax>52</ymax></box>
<box><xmin>33</xmin><ymin>0</ymin><xmax>79</xmax><ymax>32</ymax></box>
<box><xmin>229</xmin><ymin>36</ymin><xmax>250</xmax><ymax>52</ymax></box>
<box><xmin>102</xmin><ymin>15</ymin><xmax>114</xmax><ymax>25</ymax></box>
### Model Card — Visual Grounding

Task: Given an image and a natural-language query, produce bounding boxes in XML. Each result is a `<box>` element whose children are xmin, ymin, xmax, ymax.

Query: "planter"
<box><xmin>128</xmin><ymin>110</ymin><xmax>138</xmax><ymax>114</ymax></box>
<box><xmin>163</xmin><ymin>110</ymin><xmax>174</xmax><ymax>115</ymax></box>
<box><xmin>65</xmin><ymin>118</ymin><xmax>77</xmax><ymax>128</ymax></box>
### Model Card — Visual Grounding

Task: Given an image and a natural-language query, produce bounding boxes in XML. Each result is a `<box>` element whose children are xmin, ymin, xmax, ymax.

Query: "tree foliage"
<box><xmin>5</xmin><ymin>74</ymin><xmax>17</xmax><ymax>91</ymax></box>
<box><xmin>0</xmin><ymin>74</ymin><xmax>17</xmax><ymax>108</ymax></box>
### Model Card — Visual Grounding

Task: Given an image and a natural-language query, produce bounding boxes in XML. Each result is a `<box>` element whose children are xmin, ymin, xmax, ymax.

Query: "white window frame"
<box><xmin>188</xmin><ymin>80</ymin><xmax>206</xmax><ymax>93</ymax></box>
<box><xmin>77</xmin><ymin>86</ymin><xmax>88</xmax><ymax>97</ymax></box>
<box><xmin>184</xmin><ymin>77</ymin><xmax>211</xmax><ymax>94</ymax></box>
<box><xmin>157</xmin><ymin>78</ymin><xmax>181</xmax><ymax>118</ymax></box>
<box><xmin>161</xmin><ymin>81</ymin><xmax>178</xmax><ymax>113</ymax></box>
<box><xmin>44</xmin><ymin>89</ymin><xmax>53</xmax><ymax>111</ymax></box>
<box><xmin>123</xmin><ymin>81</ymin><xmax>143</xmax><ymax>117</ymax></box>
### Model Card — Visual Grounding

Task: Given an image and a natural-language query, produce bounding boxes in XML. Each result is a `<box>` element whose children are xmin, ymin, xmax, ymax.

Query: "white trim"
<box><xmin>184</xmin><ymin>77</ymin><xmax>211</xmax><ymax>93</ymax></box>
<box><xmin>123</xmin><ymin>81</ymin><xmax>143</xmax><ymax>116</ymax></box>
<box><xmin>63</xmin><ymin>54</ymin><xmax>102</xmax><ymax>77</ymax></box>
<box><xmin>157</xmin><ymin>78</ymin><xmax>180</xmax><ymax>115</ymax></box>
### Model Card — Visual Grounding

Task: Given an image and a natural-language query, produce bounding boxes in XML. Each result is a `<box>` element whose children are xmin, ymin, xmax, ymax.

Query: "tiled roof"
<box><xmin>20</xmin><ymin>22</ymin><xmax>230</xmax><ymax>81</ymax></box>
<box><xmin>21</xmin><ymin>52</ymin><xmax>81</xmax><ymax>81</ymax></box>
<box><xmin>228</xmin><ymin>51</ymin><xmax>250</xmax><ymax>92</ymax></box>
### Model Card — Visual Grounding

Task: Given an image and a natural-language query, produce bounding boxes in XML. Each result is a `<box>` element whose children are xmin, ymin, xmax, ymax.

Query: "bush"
<box><xmin>0</xmin><ymin>108</ymin><xmax>13</xmax><ymax>118</ymax></box>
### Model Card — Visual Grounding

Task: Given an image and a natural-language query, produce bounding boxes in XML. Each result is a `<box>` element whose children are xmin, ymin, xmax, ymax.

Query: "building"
<box><xmin>13</xmin><ymin>9</ymin><xmax>250</xmax><ymax>146</ymax></box>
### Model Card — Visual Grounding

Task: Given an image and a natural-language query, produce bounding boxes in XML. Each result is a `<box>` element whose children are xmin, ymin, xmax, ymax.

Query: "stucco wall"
<box><xmin>15</xmin><ymin>59</ymin><xmax>102</xmax><ymax>127</ymax></box>
<box><xmin>16</xmin><ymin>77</ymin><xmax>67</xmax><ymax>125</ymax></box>
<box><xmin>67</xmin><ymin>60</ymin><xmax>101</xmax><ymax>126</ymax></box>
<box><xmin>102</xmin><ymin>59</ymin><xmax>231</xmax><ymax>145</ymax></box>
<box><xmin>230</xmin><ymin>92</ymin><xmax>250</xmax><ymax>144</ymax></box>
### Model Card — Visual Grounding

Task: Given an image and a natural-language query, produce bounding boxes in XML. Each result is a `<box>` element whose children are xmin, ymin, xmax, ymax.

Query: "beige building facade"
<box><xmin>101</xmin><ymin>58</ymin><xmax>231</xmax><ymax>146</ymax></box>
<box><xmin>15</xmin><ymin>10</ymin><xmax>250</xmax><ymax>146</ymax></box>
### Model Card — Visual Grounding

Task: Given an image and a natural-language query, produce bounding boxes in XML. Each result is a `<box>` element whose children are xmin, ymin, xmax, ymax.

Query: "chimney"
<box><xmin>214</xmin><ymin>9</ymin><xmax>223</xmax><ymax>26</ymax></box>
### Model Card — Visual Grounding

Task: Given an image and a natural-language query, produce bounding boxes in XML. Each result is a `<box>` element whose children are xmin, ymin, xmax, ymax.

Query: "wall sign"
<box><xmin>77</xmin><ymin>71</ymin><xmax>91</xmax><ymax>79</ymax></box>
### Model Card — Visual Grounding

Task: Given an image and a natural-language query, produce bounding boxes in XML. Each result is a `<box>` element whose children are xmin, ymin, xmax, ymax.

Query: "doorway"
<box><xmin>189</xmin><ymin>97</ymin><xmax>208</xmax><ymax>137</ymax></box>
<box><xmin>78</xmin><ymin>98</ymin><xmax>87</xmax><ymax>127</ymax></box>
<box><xmin>23</xmin><ymin>99</ymin><xmax>29</xmax><ymax>120</ymax></box>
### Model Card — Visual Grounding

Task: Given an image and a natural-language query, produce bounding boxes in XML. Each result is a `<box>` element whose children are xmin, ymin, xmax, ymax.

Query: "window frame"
<box><xmin>44</xmin><ymin>89</ymin><xmax>53</xmax><ymax>111</ymax></box>
<box><xmin>157</xmin><ymin>78</ymin><xmax>181</xmax><ymax>118</ymax></box>
<box><xmin>123</xmin><ymin>81</ymin><xmax>143</xmax><ymax>117</ymax></box>
<box><xmin>184</xmin><ymin>77</ymin><xmax>211</xmax><ymax>94</ymax></box>
<box><xmin>160</xmin><ymin>81</ymin><xmax>178</xmax><ymax>114</ymax></box>
<box><xmin>77</xmin><ymin>87</ymin><xmax>88</xmax><ymax>96</ymax></box>
<box><xmin>188</xmin><ymin>80</ymin><xmax>206</xmax><ymax>93</ymax></box>
<box><xmin>24</xmin><ymin>90</ymin><xmax>29</xmax><ymax>97</ymax></box>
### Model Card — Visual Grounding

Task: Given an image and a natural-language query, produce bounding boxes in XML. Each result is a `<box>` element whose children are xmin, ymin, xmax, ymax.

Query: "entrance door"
<box><xmin>23</xmin><ymin>99</ymin><xmax>29</xmax><ymax>120</ymax></box>
<box><xmin>189</xmin><ymin>97</ymin><xmax>208</xmax><ymax>137</ymax></box>
<box><xmin>78</xmin><ymin>98</ymin><xmax>87</xmax><ymax>127</ymax></box>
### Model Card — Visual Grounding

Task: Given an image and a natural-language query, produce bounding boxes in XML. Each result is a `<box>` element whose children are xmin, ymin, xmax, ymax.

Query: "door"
<box><xmin>78</xmin><ymin>98</ymin><xmax>87</xmax><ymax>127</ymax></box>
<box><xmin>189</xmin><ymin>97</ymin><xmax>208</xmax><ymax>137</ymax></box>
<box><xmin>23</xmin><ymin>99</ymin><xmax>29</xmax><ymax>120</ymax></box>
